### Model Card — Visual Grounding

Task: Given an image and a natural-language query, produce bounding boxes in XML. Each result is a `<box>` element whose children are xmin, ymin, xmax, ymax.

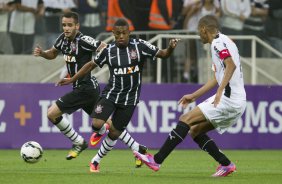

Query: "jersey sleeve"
<box><xmin>79</xmin><ymin>35</ymin><xmax>102</xmax><ymax>52</ymax></box>
<box><xmin>93</xmin><ymin>46</ymin><xmax>108</xmax><ymax>68</ymax></box>
<box><xmin>138</xmin><ymin>39</ymin><xmax>159</xmax><ymax>59</ymax></box>
<box><xmin>53</xmin><ymin>33</ymin><xmax>65</xmax><ymax>51</ymax></box>
<box><xmin>213</xmin><ymin>39</ymin><xmax>231</xmax><ymax>60</ymax></box>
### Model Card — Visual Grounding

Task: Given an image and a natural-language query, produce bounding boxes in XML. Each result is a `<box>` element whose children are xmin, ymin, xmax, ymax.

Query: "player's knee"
<box><xmin>108</xmin><ymin>130</ymin><xmax>120</xmax><ymax>140</ymax></box>
<box><xmin>189</xmin><ymin>126</ymin><xmax>201</xmax><ymax>139</ymax></box>
<box><xmin>92</xmin><ymin>119</ymin><xmax>105</xmax><ymax>132</ymax></box>
<box><xmin>179</xmin><ymin>113</ymin><xmax>192</xmax><ymax>125</ymax></box>
<box><xmin>47</xmin><ymin>104</ymin><xmax>62</xmax><ymax>123</ymax></box>
<box><xmin>47</xmin><ymin>109</ymin><xmax>56</xmax><ymax>123</ymax></box>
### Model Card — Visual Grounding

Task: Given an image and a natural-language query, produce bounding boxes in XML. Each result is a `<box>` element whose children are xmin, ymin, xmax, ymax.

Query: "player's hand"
<box><xmin>56</xmin><ymin>78</ymin><xmax>73</xmax><ymax>86</ymax></box>
<box><xmin>169</xmin><ymin>38</ymin><xmax>180</xmax><ymax>49</ymax></box>
<box><xmin>33</xmin><ymin>45</ymin><xmax>42</xmax><ymax>57</ymax></box>
<box><xmin>178</xmin><ymin>94</ymin><xmax>195</xmax><ymax>109</ymax></box>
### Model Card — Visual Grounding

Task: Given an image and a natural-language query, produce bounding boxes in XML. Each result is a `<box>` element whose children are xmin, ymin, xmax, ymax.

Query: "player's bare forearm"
<box><xmin>71</xmin><ymin>61</ymin><xmax>97</xmax><ymax>82</ymax></box>
<box><xmin>192</xmin><ymin>78</ymin><xmax>217</xmax><ymax>99</ymax></box>
<box><xmin>40</xmin><ymin>50</ymin><xmax>58</xmax><ymax>60</ymax></box>
<box><xmin>179</xmin><ymin>70</ymin><xmax>216</xmax><ymax>108</ymax></box>
<box><xmin>156</xmin><ymin>39</ymin><xmax>180</xmax><ymax>59</ymax></box>
<box><xmin>34</xmin><ymin>46</ymin><xmax>58</xmax><ymax>60</ymax></box>
<box><xmin>218</xmin><ymin>58</ymin><xmax>236</xmax><ymax>92</ymax></box>
<box><xmin>97</xmin><ymin>42</ymin><xmax>107</xmax><ymax>52</ymax></box>
<box><xmin>160</xmin><ymin>47</ymin><xmax>174</xmax><ymax>59</ymax></box>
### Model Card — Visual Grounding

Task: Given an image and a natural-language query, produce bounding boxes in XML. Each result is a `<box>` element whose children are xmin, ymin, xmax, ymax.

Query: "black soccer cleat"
<box><xmin>66</xmin><ymin>140</ymin><xmax>88</xmax><ymax>160</ymax></box>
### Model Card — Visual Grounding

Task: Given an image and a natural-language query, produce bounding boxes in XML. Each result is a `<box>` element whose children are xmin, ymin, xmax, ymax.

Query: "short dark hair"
<box><xmin>198</xmin><ymin>15</ymin><xmax>220</xmax><ymax>32</ymax></box>
<box><xmin>114</xmin><ymin>19</ymin><xmax>129</xmax><ymax>27</ymax></box>
<box><xmin>62</xmin><ymin>12</ymin><xmax>79</xmax><ymax>24</ymax></box>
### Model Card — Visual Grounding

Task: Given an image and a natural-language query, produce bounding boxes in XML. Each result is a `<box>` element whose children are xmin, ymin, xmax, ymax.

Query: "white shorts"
<box><xmin>198</xmin><ymin>95</ymin><xmax>246</xmax><ymax>134</ymax></box>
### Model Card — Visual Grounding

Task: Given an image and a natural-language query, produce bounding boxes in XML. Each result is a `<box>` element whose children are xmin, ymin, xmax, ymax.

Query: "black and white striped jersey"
<box><xmin>54</xmin><ymin>32</ymin><xmax>101</xmax><ymax>89</ymax></box>
<box><xmin>94</xmin><ymin>38</ymin><xmax>159</xmax><ymax>106</ymax></box>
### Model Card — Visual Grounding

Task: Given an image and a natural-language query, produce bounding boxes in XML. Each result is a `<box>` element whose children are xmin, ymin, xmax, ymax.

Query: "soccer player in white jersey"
<box><xmin>134</xmin><ymin>15</ymin><xmax>247</xmax><ymax>177</ymax></box>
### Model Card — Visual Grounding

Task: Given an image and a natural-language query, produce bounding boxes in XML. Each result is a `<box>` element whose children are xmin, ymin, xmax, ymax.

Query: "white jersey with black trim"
<box><xmin>210</xmin><ymin>33</ymin><xmax>246</xmax><ymax>100</ymax></box>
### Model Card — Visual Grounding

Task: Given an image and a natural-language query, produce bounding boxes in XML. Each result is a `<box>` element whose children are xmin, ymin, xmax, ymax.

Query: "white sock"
<box><xmin>55</xmin><ymin>116</ymin><xmax>83</xmax><ymax>145</ymax></box>
<box><xmin>119</xmin><ymin>130</ymin><xmax>139</xmax><ymax>152</ymax></box>
<box><xmin>91</xmin><ymin>135</ymin><xmax>117</xmax><ymax>163</ymax></box>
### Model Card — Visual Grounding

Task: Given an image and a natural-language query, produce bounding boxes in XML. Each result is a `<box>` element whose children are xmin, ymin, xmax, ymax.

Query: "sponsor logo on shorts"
<box><xmin>95</xmin><ymin>105</ymin><xmax>103</xmax><ymax>114</ymax></box>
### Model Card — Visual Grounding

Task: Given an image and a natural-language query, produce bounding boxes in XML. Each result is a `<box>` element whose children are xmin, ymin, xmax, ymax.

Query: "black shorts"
<box><xmin>56</xmin><ymin>86</ymin><xmax>100</xmax><ymax>115</ymax></box>
<box><xmin>91</xmin><ymin>98</ymin><xmax>136</xmax><ymax>132</ymax></box>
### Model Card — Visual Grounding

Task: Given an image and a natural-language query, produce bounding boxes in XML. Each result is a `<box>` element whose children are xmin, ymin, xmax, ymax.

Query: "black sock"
<box><xmin>193</xmin><ymin>133</ymin><xmax>231</xmax><ymax>166</ymax></box>
<box><xmin>154</xmin><ymin>121</ymin><xmax>190</xmax><ymax>164</ymax></box>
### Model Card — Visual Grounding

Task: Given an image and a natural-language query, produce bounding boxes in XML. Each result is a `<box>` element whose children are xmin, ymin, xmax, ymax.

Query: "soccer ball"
<box><xmin>20</xmin><ymin>141</ymin><xmax>43</xmax><ymax>163</ymax></box>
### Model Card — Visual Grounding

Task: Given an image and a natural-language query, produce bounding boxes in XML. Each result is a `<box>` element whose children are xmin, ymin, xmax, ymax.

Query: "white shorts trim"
<box><xmin>198</xmin><ymin>95</ymin><xmax>246</xmax><ymax>134</ymax></box>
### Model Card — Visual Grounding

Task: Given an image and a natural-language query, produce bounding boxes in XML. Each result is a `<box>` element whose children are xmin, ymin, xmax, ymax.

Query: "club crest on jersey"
<box><xmin>64</xmin><ymin>54</ymin><xmax>76</xmax><ymax>63</ymax></box>
<box><xmin>129</xmin><ymin>49</ymin><xmax>137</xmax><ymax>59</ymax></box>
<box><xmin>95</xmin><ymin>105</ymin><xmax>103</xmax><ymax>114</ymax></box>
<box><xmin>70</xmin><ymin>42</ymin><xmax>76</xmax><ymax>52</ymax></box>
<box><xmin>114</xmin><ymin>65</ymin><xmax>140</xmax><ymax>75</ymax></box>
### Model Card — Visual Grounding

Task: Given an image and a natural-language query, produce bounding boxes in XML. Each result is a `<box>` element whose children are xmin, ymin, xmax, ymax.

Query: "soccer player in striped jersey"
<box><xmin>57</xmin><ymin>18</ymin><xmax>180</xmax><ymax>172</ymax></box>
<box><xmin>33</xmin><ymin>12</ymin><xmax>146</xmax><ymax>163</ymax></box>
<box><xmin>134</xmin><ymin>15</ymin><xmax>246</xmax><ymax>177</ymax></box>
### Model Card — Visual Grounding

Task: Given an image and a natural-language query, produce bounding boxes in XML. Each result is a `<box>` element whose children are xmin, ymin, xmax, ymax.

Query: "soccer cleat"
<box><xmin>66</xmin><ymin>140</ymin><xmax>88</xmax><ymax>160</ymax></box>
<box><xmin>89</xmin><ymin>161</ymin><xmax>100</xmax><ymax>173</ymax></box>
<box><xmin>212</xmin><ymin>162</ymin><xmax>236</xmax><ymax>177</ymax></box>
<box><xmin>133</xmin><ymin>151</ymin><xmax>160</xmax><ymax>171</ymax></box>
<box><xmin>89</xmin><ymin>123</ymin><xmax>110</xmax><ymax>147</ymax></box>
<box><xmin>135</xmin><ymin>144</ymin><xmax>148</xmax><ymax>168</ymax></box>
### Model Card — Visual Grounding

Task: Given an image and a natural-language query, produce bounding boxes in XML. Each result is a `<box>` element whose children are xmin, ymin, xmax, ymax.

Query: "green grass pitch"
<box><xmin>0</xmin><ymin>150</ymin><xmax>282</xmax><ymax>184</ymax></box>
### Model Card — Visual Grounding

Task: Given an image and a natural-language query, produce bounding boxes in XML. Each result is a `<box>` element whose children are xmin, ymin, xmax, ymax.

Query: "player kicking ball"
<box><xmin>134</xmin><ymin>15</ymin><xmax>246</xmax><ymax>177</ymax></box>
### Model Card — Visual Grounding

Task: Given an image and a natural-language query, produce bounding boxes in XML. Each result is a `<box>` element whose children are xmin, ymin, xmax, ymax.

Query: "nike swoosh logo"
<box><xmin>110</xmin><ymin>56</ymin><xmax>116</xmax><ymax>59</ymax></box>
<box><xmin>90</xmin><ymin>139</ymin><xmax>101</xmax><ymax>146</ymax></box>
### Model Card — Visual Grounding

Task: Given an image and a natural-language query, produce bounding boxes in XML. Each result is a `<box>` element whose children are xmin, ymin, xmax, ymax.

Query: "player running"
<box><xmin>33</xmin><ymin>12</ymin><xmax>147</xmax><ymax>164</ymax></box>
<box><xmin>57</xmin><ymin>18</ymin><xmax>179</xmax><ymax>172</ymax></box>
<box><xmin>134</xmin><ymin>15</ymin><xmax>246</xmax><ymax>177</ymax></box>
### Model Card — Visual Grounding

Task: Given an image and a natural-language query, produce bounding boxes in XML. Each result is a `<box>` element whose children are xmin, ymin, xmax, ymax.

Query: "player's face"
<box><xmin>198</xmin><ymin>25</ymin><xmax>209</xmax><ymax>44</ymax></box>
<box><xmin>62</xmin><ymin>17</ymin><xmax>79</xmax><ymax>40</ymax></box>
<box><xmin>112</xmin><ymin>26</ymin><xmax>130</xmax><ymax>48</ymax></box>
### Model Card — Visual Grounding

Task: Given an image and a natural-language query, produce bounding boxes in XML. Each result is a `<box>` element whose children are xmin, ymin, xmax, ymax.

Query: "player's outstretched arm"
<box><xmin>156</xmin><ymin>38</ymin><xmax>180</xmax><ymax>59</ymax></box>
<box><xmin>179</xmin><ymin>77</ymin><xmax>217</xmax><ymax>108</ymax></box>
<box><xmin>33</xmin><ymin>45</ymin><xmax>58</xmax><ymax>60</ymax></box>
<box><xmin>56</xmin><ymin>61</ymin><xmax>97</xmax><ymax>86</ymax></box>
